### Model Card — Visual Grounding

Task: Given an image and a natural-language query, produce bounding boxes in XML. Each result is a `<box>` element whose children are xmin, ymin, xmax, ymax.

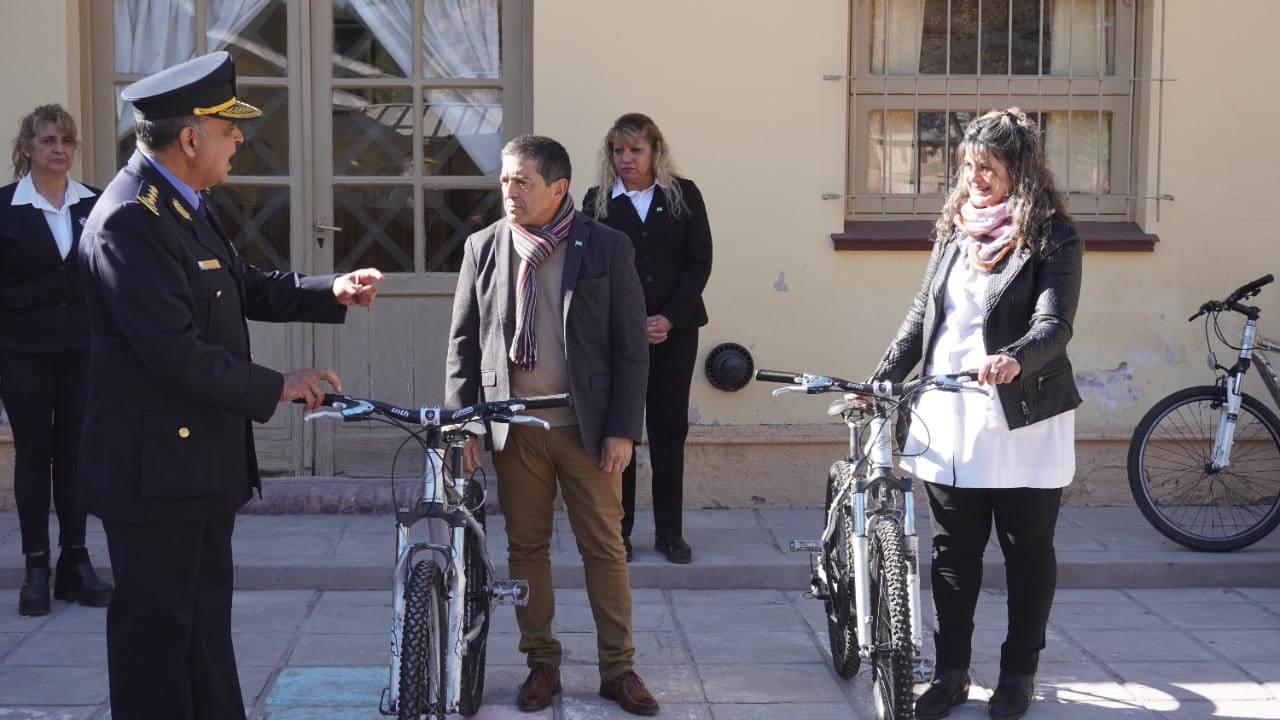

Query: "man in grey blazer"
<box><xmin>445</xmin><ymin>135</ymin><xmax>657</xmax><ymax>715</ymax></box>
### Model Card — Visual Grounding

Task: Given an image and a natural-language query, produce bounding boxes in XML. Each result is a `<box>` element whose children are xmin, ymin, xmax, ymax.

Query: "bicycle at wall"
<box><xmin>1127</xmin><ymin>274</ymin><xmax>1280</xmax><ymax>551</ymax></box>
<box><xmin>755</xmin><ymin>368</ymin><xmax>983</xmax><ymax>720</ymax></box>
<box><xmin>304</xmin><ymin>392</ymin><xmax>571</xmax><ymax>719</ymax></box>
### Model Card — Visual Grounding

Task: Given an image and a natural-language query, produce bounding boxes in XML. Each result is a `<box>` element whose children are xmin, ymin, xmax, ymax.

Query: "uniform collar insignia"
<box><xmin>137</xmin><ymin>184</ymin><xmax>160</xmax><ymax>216</ymax></box>
<box><xmin>171</xmin><ymin>198</ymin><xmax>192</xmax><ymax>221</ymax></box>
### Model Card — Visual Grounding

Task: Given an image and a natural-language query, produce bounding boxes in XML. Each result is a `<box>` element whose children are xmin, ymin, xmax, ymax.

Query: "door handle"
<box><xmin>314</xmin><ymin>222</ymin><xmax>342</xmax><ymax>232</ymax></box>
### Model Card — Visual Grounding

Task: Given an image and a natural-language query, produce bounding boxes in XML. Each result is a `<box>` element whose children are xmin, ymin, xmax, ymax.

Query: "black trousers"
<box><xmin>0</xmin><ymin>348</ymin><xmax>88</xmax><ymax>555</ymax></box>
<box><xmin>103</xmin><ymin>514</ymin><xmax>245</xmax><ymax>720</ymax></box>
<box><xmin>622</xmin><ymin>326</ymin><xmax>699</xmax><ymax>540</ymax></box>
<box><xmin>924</xmin><ymin>483</ymin><xmax>1063</xmax><ymax>675</ymax></box>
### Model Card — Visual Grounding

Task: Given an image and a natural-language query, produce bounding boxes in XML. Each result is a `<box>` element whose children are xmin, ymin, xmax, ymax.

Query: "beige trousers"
<box><xmin>493</xmin><ymin>424</ymin><xmax>634</xmax><ymax>681</ymax></box>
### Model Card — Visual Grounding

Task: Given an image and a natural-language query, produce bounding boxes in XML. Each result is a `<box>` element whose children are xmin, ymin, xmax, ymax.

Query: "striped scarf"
<box><xmin>509</xmin><ymin>196</ymin><xmax>575</xmax><ymax>369</ymax></box>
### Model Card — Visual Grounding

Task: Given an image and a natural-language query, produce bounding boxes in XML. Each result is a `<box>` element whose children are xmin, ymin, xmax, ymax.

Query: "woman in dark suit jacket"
<box><xmin>583</xmin><ymin>113</ymin><xmax>712</xmax><ymax>564</ymax></box>
<box><xmin>1</xmin><ymin>104</ymin><xmax>111</xmax><ymax>616</ymax></box>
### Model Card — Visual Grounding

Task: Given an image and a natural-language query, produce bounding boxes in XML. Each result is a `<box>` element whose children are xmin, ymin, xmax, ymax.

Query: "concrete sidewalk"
<box><xmin>3</xmin><ymin>505</ymin><xmax>1277</xmax><ymax>592</ymax></box>
<box><xmin>1</xmin><ymin>506</ymin><xmax>1279</xmax><ymax>719</ymax></box>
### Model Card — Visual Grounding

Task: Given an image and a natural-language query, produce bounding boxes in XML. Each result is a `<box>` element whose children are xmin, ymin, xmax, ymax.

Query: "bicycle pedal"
<box><xmin>912</xmin><ymin>657</ymin><xmax>935</xmax><ymax>684</ymax></box>
<box><xmin>790</xmin><ymin>540</ymin><xmax>821</xmax><ymax>552</ymax></box>
<box><xmin>491</xmin><ymin>578</ymin><xmax>530</xmax><ymax>607</ymax></box>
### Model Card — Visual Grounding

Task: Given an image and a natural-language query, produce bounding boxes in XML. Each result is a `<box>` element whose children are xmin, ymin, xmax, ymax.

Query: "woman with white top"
<box><xmin>1</xmin><ymin>104</ymin><xmax>111</xmax><ymax>616</ymax></box>
<box><xmin>870</xmin><ymin>108</ymin><xmax>1083</xmax><ymax>720</ymax></box>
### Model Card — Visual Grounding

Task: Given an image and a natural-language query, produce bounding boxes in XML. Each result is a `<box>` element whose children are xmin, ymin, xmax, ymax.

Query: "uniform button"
<box><xmin>178</xmin><ymin>427</ymin><xmax>191</xmax><ymax>439</ymax></box>
<box><xmin>645</xmin><ymin>275</ymin><xmax>654</xmax><ymax>283</ymax></box>
<box><xmin>59</xmin><ymin>301</ymin><xmax>68</xmax><ymax>307</ymax></box>
<box><xmin>641</xmin><ymin>231</ymin><xmax>649</xmax><ymax>238</ymax></box>
<box><xmin>216</xmin><ymin>290</ymin><xmax>222</xmax><ymax>298</ymax></box>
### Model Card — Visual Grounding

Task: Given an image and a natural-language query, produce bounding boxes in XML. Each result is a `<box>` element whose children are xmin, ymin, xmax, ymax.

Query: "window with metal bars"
<box><xmin>848</xmin><ymin>0</ymin><xmax>1141</xmax><ymax>227</ymax></box>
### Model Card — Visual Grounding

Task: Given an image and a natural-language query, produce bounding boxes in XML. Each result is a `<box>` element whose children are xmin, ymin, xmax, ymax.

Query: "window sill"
<box><xmin>832</xmin><ymin>220</ymin><xmax>1158</xmax><ymax>252</ymax></box>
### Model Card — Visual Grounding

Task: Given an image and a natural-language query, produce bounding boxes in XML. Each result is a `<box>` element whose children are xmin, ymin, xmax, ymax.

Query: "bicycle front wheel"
<box><xmin>399</xmin><ymin>560</ymin><xmax>446</xmax><ymax>720</ymax></box>
<box><xmin>869</xmin><ymin>519</ymin><xmax>915</xmax><ymax>720</ymax></box>
<box><xmin>823</xmin><ymin>461</ymin><xmax>860</xmax><ymax>679</ymax></box>
<box><xmin>458</xmin><ymin>480</ymin><xmax>490</xmax><ymax>717</ymax></box>
<box><xmin>1128</xmin><ymin>386</ymin><xmax>1280</xmax><ymax>551</ymax></box>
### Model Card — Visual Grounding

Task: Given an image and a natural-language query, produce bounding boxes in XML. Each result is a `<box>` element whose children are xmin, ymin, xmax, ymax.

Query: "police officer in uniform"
<box><xmin>78</xmin><ymin>51</ymin><xmax>383</xmax><ymax>719</ymax></box>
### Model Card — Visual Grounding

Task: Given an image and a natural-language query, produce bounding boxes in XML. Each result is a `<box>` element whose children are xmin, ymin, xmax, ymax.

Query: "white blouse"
<box><xmin>899</xmin><ymin>254</ymin><xmax>1075</xmax><ymax>489</ymax></box>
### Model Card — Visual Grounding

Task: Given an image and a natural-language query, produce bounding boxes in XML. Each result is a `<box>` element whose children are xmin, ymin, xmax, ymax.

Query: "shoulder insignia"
<box><xmin>137</xmin><ymin>184</ymin><xmax>160</xmax><ymax>216</ymax></box>
<box><xmin>171</xmin><ymin>198</ymin><xmax>192</xmax><ymax>221</ymax></box>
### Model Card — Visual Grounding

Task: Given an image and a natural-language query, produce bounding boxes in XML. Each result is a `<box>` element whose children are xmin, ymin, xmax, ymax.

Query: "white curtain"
<box><xmin>114</xmin><ymin>0</ymin><xmax>273</xmax><ymax>137</ymax></box>
<box><xmin>1046</xmin><ymin>0</ymin><xmax>1111</xmax><ymax>193</ymax></box>
<box><xmin>869</xmin><ymin>0</ymin><xmax>1110</xmax><ymax>194</ymax></box>
<box><xmin>344</xmin><ymin>0</ymin><xmax>503</xmax><ymax>175</ymax></box>
<box><xmin>871</xmin><ymin>0</ymin><xmax>924</xmax><ymax>76</ymax></box>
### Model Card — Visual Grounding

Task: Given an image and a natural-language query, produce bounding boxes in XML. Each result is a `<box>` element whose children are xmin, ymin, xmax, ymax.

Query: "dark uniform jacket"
<box><xmin>873</xmin><ymin>216</ymin><xmax>1083</xmax><ymax>429</ymax></box>
<box><xmin>444</xmin><ymin>212</ymin><xmax>649</xmax><ymax>455</ymax></box>
<box><xmin>582</xmin><ymin>178</ymin><xmax>712</xmax><ymax>330</ymax></box>
<box><xmin>77</xmin><ymin>150</ymin><xmax>345</xmax><ymax>522</ymax></box>
<box><xmin>0</xmin><ymin>181</ymin><xmax>99</xmax><ymax>353</ymax></box>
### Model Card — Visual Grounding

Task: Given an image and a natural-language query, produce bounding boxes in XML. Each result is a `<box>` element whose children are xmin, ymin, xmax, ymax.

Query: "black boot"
<box><xmin>915</xmin><ymin>668</ymin><xmax>970</xmax><ymax>720</ymax></box>
<box><xmin>18</xmin><ymin>552</ymin><xmax>51</xmax><ymax>617</ymax></box>
<box><xmin>53</xmin><ymin>547</ymin><xmax>113</xmax><ymax>607</ymax></box>
<box><xmin>988</xmin><ymin>673</ymin><xmax>1035</xmax><ymax>720</ymax></box>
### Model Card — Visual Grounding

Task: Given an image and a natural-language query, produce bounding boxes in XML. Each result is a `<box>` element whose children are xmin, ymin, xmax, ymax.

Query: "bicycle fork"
<box><xmin>1210</xmin><ymin>319</ymin><xmax>1258</xmax><ymax>470</ymax></box>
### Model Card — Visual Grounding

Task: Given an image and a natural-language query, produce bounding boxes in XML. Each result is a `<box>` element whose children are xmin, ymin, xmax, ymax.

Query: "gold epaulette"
<box><xmin>137</xmin><ymin>184</ymin><xmax>161</xmax><ymax>216</ymax></box>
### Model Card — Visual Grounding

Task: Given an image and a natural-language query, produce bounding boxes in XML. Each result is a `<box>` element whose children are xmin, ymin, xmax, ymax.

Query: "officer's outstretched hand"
<box><xmin>282</xmin><ymin>368</ymin><xmax>342</xmax><ymax>411</ymax></box>
<box><xmin>333</xmin><ymin>267</ymin><xmax>384</xmax><ymax>307</ymax></box>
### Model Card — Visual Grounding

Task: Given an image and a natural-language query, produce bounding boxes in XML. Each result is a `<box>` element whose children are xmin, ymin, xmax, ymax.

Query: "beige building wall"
<box><xmin>0</xmin><ymin>0</ymin><xmax>1276</xmax><ymax>508</ymax></box>
<box><xmin>534</xmin><ymin>0</ymin><xmax>1280</xmax><ymax>505</ymax></box>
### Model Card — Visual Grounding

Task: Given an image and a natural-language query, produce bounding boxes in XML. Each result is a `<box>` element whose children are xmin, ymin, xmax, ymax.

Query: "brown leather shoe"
<box><xmin>516</xmin><ymin>662</ymin><xmax>560</xmax><ymax>712</ymax></box>
<box><xmin>599</xmin><ymin>670</ymin><xmax>660</xmax><ymax>716</ymax></box>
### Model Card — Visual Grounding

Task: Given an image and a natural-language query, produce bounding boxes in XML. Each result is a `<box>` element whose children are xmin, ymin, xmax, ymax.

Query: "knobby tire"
<box><xmin>458</xmin><ymin>480</ymin><xmax>490</xmax><ymax>716</ymax></box>
<box><xmin>399</xmin><ymin>560</ymin><xmax>446</xmax><ymax>720</ymax></box>
<box><xmin>823</xmin><ymin>461</ymin><xmax>860</xmax><ymax>679</ymax></box>
<box><xmin>1128</xmin><ymin>386</ymin><xmax>1280</xmax><ymax>551</ymax></box>
<box><xmin>869</xmin><ymin>519</ymin><xmax>915</xmax><ymax>720</ymax></box>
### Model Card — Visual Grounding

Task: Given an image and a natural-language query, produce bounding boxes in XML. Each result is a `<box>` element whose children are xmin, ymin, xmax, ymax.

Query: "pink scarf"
<box><xmin>954</xmin><ymin>201</ymin><xmax>1016</xmax><ymax>271</ymax></box>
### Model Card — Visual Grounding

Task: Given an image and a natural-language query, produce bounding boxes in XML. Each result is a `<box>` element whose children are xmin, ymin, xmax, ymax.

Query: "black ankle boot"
<box><xmin>988</xmin><ymin>673</ymin><xmax>1035</xmax><ymax>720</ymax></box>
<box><xmin>18</xmin><ymin>553</ymin><xmax>51</xmax><ymax>617</ymax></box>
<box><xmin>53</xmin><ymin>548</ymin><xmax>113</xmax><ymax>607</ymax></box>
<box><xmin>915</xmin><ymin>668</ymin><xmax>970</xmax><ymax>720</ymax></box>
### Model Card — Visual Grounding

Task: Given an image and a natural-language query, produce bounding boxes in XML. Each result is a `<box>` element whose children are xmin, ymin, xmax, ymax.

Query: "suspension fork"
<box><xmin>1211</xmin><ymin>319</ymin><xmax>1258</xmax><ymax>470</ymax></box>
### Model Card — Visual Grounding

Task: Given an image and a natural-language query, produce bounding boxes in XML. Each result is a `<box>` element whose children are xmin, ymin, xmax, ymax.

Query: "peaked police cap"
<box><xmin>122</xmin><ymin>51</ymin><xmax>262</xmax><ymax>121</ymax></box>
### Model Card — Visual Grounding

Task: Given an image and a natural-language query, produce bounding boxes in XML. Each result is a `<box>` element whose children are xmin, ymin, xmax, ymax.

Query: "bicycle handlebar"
<box><xmin>1190</xmin><ymin>274</ymin><xmax>1274</xmax><ymax>321</ymax></box>
<box><xmin>754</xmin><ymin>369</ymin><xmax>980</xmax><ymax>399</ymax></box>
<box><xmin>301</xmin><ymin>392</ymin><xmax>572</xmax><ymax>428</ymax></box>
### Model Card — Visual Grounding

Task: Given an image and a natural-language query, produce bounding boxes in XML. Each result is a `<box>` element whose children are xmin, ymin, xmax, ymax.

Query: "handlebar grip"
<box><xmin>518</xmin><ymin>393</ymin><xmax>572</xmax><ymax>410</ymax></box>
<box><xmin>291</xmin><ymin>394</ymin><xmax>342</xmax><ymax>407</ymax></box>
<box><xmin>1227</xmin><ymin>274</ymin><xmax>1274</xmax><ymax>303</ymax></box>
<box><xmin>756</xmin><ymin>369</ymin><xmax>801</xmax><ymax>383</ymax></box>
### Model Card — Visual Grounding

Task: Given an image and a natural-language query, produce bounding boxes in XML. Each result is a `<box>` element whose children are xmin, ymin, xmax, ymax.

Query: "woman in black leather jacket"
<box><xmin>871</xmin><ymin>108</ymin><xmax>1082</xmax><ymax>720</ymax></box>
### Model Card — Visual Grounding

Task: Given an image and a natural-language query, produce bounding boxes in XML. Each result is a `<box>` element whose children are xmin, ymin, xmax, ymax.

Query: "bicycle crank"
<box><xmin>491</xmin><ymin>578</ymin><xmax>530</xmax><ymax>606</ymax></box>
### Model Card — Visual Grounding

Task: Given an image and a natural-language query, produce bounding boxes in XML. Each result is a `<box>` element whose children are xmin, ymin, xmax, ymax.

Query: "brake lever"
<box><xmin>507</xmin><ymin>414</ymin><xmax>551</xmax><ymax>430</ymax></box>
<box><xmin>303</xmin><ymin>399</ymin><xmax>374</xmax><ymax>422</ymax></box>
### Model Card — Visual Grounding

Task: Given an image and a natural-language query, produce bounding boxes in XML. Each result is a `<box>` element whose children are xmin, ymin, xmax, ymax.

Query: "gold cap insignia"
<box><xmin>137</xmin><ymin>184</ymin><xmax>160</xmax><ymax>216</ymax></box>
